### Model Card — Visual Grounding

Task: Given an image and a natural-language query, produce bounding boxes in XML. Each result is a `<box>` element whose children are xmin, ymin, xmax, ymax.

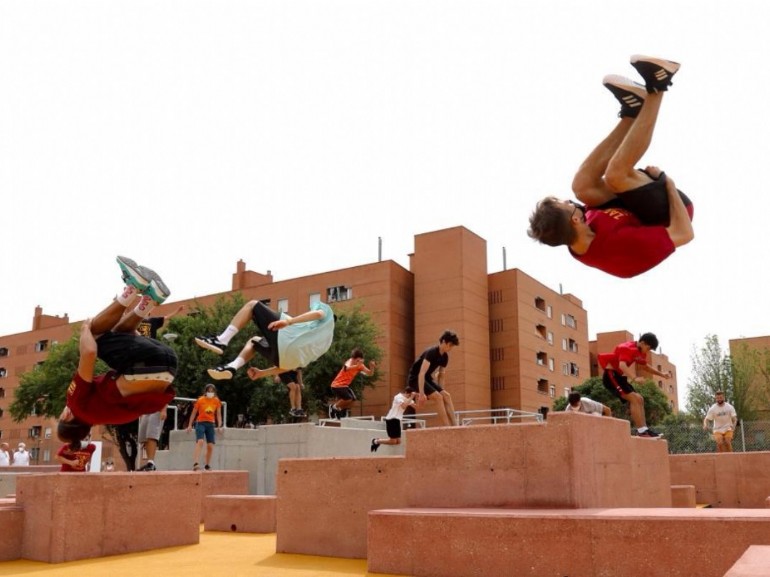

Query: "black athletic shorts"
<box><xmin>96</xmin><ymin>332</ymin><xmax>178</xmax><ymax>376</ymax></box>
<box><xmin>602</xmin><ymin>170</ymin><xmax>693</xmax><ymax>226</ymax></box>
<box><xmin>602</xmin><ymin>370</ymin><xmax>634</xmax><ymax>403</ymax></box>
<box><xmin>332</xmin><ymin>386</ymin><xmax>357</xmax><ymax>401</ymax></box>
<box><xmin>406</xmin><ymin>379</ymin><xmax>443</xmax><ymax>396</ymax></box>
<box><xmin>385</xmin><ymin>417</ymin><xmax>402</xmax><ymax>439</ymax></box>
<box><xmin>279</xmin><ymin>370</ymin><xmax>299</xmax><ymax>386</ymax></box>
<box><xmin>250</xmin><ymin>301</ymin><xmax>281</xmax><ymax>366</ymax></box>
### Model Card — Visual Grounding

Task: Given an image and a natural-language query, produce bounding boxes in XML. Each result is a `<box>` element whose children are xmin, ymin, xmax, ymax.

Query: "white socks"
<box><xmin>218</xmin><ymin>325</ymin><xmax>239</xmax><ymax>345</ymax></box>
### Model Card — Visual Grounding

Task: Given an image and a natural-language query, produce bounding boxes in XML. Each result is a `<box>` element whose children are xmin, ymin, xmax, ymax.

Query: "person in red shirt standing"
<box><xmin>527</xmin><ymin>55</ymin><xmax>694</xmax><ymax>278</ymax></box>
<box><xmin>598</xmin><ymin>332</ymin><xmax>673</xmax><ymax>438</ymax></box>
<box><xmin>57</xmin><ymin>256</ymin><xmax>177</xmax><ymax>446</ymax></box>
<box><xmin>328</xmin><ymin>349</ymin><xmax>376</xmax><ymax>419</ymax></box>
<box><xmin>56</xmin><ymin>439</ymin><xmax>97</xmax><ymax>472</ymax></box>
<box><xmin>186</xmin><ymin>384</ymin><xmax>223</xmax><ymax>471</ymax></box>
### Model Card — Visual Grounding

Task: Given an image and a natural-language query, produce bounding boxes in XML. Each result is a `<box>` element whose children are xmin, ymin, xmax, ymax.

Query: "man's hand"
<box><xmin>644</xmin><ymin>165</ymin><xmax>663</xmax><ymax>179</ymax></box>
<box><xmin>268</xmin><ymin>319</ymin><xmax>289</xmax><ymax>331</ymax></box>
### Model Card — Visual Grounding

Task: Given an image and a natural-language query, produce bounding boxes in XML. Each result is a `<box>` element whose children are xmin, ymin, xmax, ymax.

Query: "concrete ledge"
<box><xmin>367</xmin><ymin>508</ymin><xmax>770</xmax><ymax>577</ymax></box>
<box><xmin>17</xmin><ymin>472</ymin><xmax>202</xmax><ymax>562</ymax></box>
<box><xmin>0</xmin><ymin>506</ymin><xmax>23</xmax><ymax>561</ymax></box>
<box><xmin>198</xmin><ymin>470</ymin><xmax>249</xmax><ymax>521</ymax></box>
<box><xmin>723</xmin><ymin>546</ymin><xmax>770</xmax><ymax>576</ymax></box>
<box><xmin>671</xmin><ymin>484</ymin><xmax>697</xmax><ymax>508</ymax></box>
<box><xmin>204</xmin><ymin>495</ymin><xmax>276</xmax><ymax>533</ymax></box>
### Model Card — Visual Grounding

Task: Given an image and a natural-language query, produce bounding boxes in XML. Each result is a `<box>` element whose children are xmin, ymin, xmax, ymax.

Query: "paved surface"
<box><xmin>0</xmin><ymin>529</ymin><xmax>400</xmax><ymax>577</ymax></box>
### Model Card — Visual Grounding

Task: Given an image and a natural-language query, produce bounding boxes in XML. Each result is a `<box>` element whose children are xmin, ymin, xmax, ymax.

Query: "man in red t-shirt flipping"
<box><xmin>528</xmin><ymin>55</ymin><xmax>694</xmax><ymax>278</ymax></box>
<box><xmin>597</xmin><ymin>332</ymin><xmax>673</xmax><ymax>438</ymax></box>
<box><xmin>57</xmin><ymin>257</ymin><xmax>178</xmax><ymax>446</ymax></box>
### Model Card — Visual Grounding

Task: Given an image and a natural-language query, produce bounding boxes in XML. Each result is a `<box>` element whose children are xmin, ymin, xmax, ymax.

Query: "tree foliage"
<box><xmin>686</xmin><ymin>335</ymin><xmax>733</xmax><ymax>420</ymax></box>
<box><xmin>552</xmin><ymin>376</ymin><xmax>672</xmax><ymax>425</ymax></box>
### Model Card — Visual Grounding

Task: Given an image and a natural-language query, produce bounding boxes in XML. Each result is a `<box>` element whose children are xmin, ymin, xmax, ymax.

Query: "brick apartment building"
<box><xmin>0</xmin><ymin>225</ymin><xmax>677</xmax><ymax>464</ymax></box>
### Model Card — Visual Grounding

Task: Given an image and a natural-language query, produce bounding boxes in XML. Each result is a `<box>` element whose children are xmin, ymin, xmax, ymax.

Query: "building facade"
<box><xmin>0</xmin><ymin>225</ymin><xmax>676</xmax><ymax>465</ymax></box>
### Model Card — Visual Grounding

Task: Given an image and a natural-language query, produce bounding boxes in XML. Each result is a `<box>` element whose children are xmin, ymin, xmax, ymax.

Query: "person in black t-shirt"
<box><xmin>406</xmin><ymin>330</ymin><xmax>460</xmax><ymax>426</ymax></box>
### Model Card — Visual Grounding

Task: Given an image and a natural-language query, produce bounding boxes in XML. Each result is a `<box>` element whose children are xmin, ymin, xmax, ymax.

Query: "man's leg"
<box><xmin>195</xmin><ymin>300</ymin><xmax>259</xmax><ymax>355</ymax></box>
<box><xmin>207</xmin><ymin>340</ymin><xmax>258</xmax><ymax>380</ymax></box>
<box><xmin>440</xmin><ymin>390</ymin><xmax>457</xmax><ymax>426</ymax></box>
<box><xmin>192</xmin><ymin>439</ymin><xmax>204</xmax><ymax>470</ymax></box>
<box><xmin>205</xmin><ymin>442</ymin><xmax>214</xmax><ymax>468</ymax></box>
<box><xmin>724</xmin><ymin>432</ymin><xmax>734</xmax><ymax>452</ymax></box>
<box><xmin>429</xmin><ymin>391</ymin><xmax>451</xmax><ymax>426</ymax></box>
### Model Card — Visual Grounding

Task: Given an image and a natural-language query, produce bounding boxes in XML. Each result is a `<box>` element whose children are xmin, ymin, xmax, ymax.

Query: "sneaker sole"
<box><xmin>630</xmin><ymin>55</ymin><xmax>680</xmax><ymax>75</ymax></box>
<box><xmin>207</xmin><ymin>368</ymin><xmax>234</xmax><ymax>380</ymax></box>
<box><xmin>195</xmin><ymin>337</ymin><xmax>224</xmax><ymax>355</ymax></box>
<box><xmin>117</xmin><ymin>256</ymin><xmax>150</xmax><ymax>291</ymax></box>
<box><xmin>630</xmin><ymin>55</ymin><xmax>680</xmax><ymax>91</ymax></box>
<box><xmin>603</xmin><ymin>74</ymin><xmax>646</xmax><ymax>114</ymax></box>
<box><xmin>141</xmin><ymin>266</ymin><xmax>170</xmax><ymax>304</ymax></box>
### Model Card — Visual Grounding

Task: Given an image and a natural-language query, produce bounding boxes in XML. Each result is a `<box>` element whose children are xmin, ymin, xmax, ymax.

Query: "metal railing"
<box><xmin>455</xmin><ymin>408</ymin><xmax>544</xmax><ymax>426</ymax></box>
<box><xmin>170</xmin><ymin>396</ymin><xmax>228</xmax><ymax>429</ymax></box>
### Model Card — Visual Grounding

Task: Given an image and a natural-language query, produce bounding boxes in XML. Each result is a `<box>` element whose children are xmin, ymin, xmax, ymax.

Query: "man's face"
<box><xmin>563</xmin><ymin>200</ymin><xmax>586</xmax><ymax>223</ymax></box>
<box><xmin>351</xmin><ymin>356</ymin><xmax>364</xmax><ymax>366</ymax></box>
<box><xmin>638</xmin><ymin>342</ymin><xmax>651</xmax><ymax>355</ymax></box>
<box><xmin>439</xmin><ymin>342</ymin><xmax>455</xmax><ymax>354</ymax></box>
<box><xmin>716</xmin><ymin>394</ymin><xmax>725</xmax><ymax>405</ymax></box>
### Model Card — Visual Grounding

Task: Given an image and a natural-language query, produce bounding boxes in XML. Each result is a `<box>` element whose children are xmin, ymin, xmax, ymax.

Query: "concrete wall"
<box><xmin>158</xmin><ymin>419</ymin><xmax>401</xmax><ymax>494</ymax></box>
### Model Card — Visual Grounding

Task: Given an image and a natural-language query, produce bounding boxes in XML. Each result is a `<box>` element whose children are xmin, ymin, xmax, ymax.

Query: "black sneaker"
<box><xmin>204</xmin><ymin>465</ymin><xmax>211</xmax><ymax>471</ymax></box>
<box><xmin>370</xmin><ymin>438</ymin><xmax>380</xmax><ymax>453</ymax></box>
<box><xmin>195</xmin><ymin>336</ymin><xmax>226</xmax><ymax>355</ymax></box>
<box><xmin>630</xmin><ymin>55</ymin><xmax>680</xmax><ymax>93</ymax></box>
<box><xmin>138</xmin><ymin>462</ymin><xmax>157</xmax><ymax>472</ymax></box>
<box><xmin>208</xmin><ymin>365</ymin><xmax>236</xmax><ymax>380</ymax></box>
<box><xmin>328</xmin><ymin>404</ymin><xmax>337</xmax><ymax>419</ymax></box>
<box><xmin>637</xmin><ymin>428</ymin><xmax>661</xmax><ymax>438</ymax></box>
<box><xmin>603</xmin><ymin>75</ymin><xmax>647</xmax><ymax>118</ymax></box>
<box><xmin>250</xmin><ymin>336</ymin><xmax>269</xmax><ymax>350</ymax></box>
<box><xmin>292</xmin><ymin>408</ymin><xmax>306</xmax><ymax>418</ymax></box>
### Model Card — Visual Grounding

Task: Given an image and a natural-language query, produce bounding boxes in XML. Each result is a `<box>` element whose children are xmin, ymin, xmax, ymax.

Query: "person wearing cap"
<box><xmin>13</xmin><ymin>442</ymin><xmax>30</xmax><ymax>466</ymax></box>
<box><xmin>186</xmin><ymin>384</ymin><xmax>222</xmax><ymax>471</ymax></box>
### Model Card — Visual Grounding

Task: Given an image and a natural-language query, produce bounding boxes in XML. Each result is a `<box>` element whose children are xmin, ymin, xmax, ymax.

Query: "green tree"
<box><xmin>552</xmin><ymin>376</ymin><xmax>671</xmax><ymax>425</ymax></box>
<box><xmin>657</xmin><ymin>411</ymin><xmax>713</xmax><ymax>454</ymax></box>
<box><xmin>730</xmin><ymin>342</ymin><xmax>770</xmax><ymax>421</ymax></box>
<box><xmin>686</xmin><ymin>335</ymin><xmax>734</xmax><ymax>420</ymax></box>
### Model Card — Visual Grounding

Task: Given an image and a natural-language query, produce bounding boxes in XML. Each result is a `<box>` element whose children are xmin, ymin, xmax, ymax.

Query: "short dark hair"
<box><xmin>351</xmin><ymin>348</ymin><xmax>364</xmax><ymax>359</ymax></box>
<box><xmin>57</xmin><ymin>418</ymin><xmax>92</xmax><ymax>445</ymax></box>
<box><xmin>715</xmin><ymin>390</ymin><xmax>725</xmax><ymax>396</ymax></box>
<box><xmin>638</xmin><ymin>332</ymin><xmax>659</xmax><ymax>350</ymax></box>
<box><xmin>440</xmin><ymin>330</ymin><xmax>460</xmax><ymax>346</ymax></box>
<box><xmin>528</xmin><ymin>197</ymin><xmax>577</xmax><ymax>247</ymax></box>
<box><xmin>567</xmin><ymin>392</ymin><xmax>581</xmax><ymax>405</ymax></box>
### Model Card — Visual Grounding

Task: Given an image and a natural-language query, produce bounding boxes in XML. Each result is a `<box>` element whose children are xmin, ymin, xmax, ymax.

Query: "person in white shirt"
<box><xmin>564</xmin><ymin>392</ymin><xmax>611</xmax><ymax>417</ymax></box>
<box><xmin>703</xmin><ymin>391</ymin><xmax>738</xmax><ymax>452</ymax></box>
<box><xmin>370</xmin><ymin>389</ymin><xmax>418</xmax><ymax>452</ymax></box>
<box><xmin>13</xmin><ymin>442</ymin><xmax>30</xmax><ymax>466</ymax></box>
<box><xmin>0</xmin><ymin>442</ymin><xmax>11</xmax><ymax>466</ymax></box>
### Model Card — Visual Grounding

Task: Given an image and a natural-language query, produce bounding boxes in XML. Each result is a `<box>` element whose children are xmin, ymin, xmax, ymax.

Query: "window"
<box><xmin>309</xmin><ymin>293</ymin><xmax>321</xmax><ymax>308</ymax></box>
<box><xmin>564</xmin><ymin>314</ymin><xmax>577</xmax><ymax>329</ymax></box>
<box><xmin>0</xmin><ymin>387</ymin><xmax>4</xmax><ymax>398</ymax></box>
<box><xmin>44</xmin><ymin>427</ymin><xmax>52</xmax><ymax>439</ymax></box>
<box><xmin>562</xmin><ymin>338</ymin><xmax>567</xmax><ymax>351</ymax></box>
<box><xmin>491</xmin><ymin>376</ymin><xmax>505</xmax><ymax>391</ymax></box>
<box><xmin>29</xmin><ymin>425</ymin><xmax>42</xmax><ymax>439</ymax></box>
<box><xmin>549</xmin><ymin>385</ymin><xmax>556</xmax><ymax>398</ymax></box>
<box><xmin>277</xmin><ymin>298</ymin><xmax>289</xmax><ymax>313</ymax></box>
<box><xmin>490</xmin><ymin>348</ymin><xmax>504</xmax><ymax>362</ymax></box>
<box><xmin>535</xmin><ymin>297</ymin><xmax>546</xmax><ymax>312</ymax></box>
<box><xmin>536</xmin><ymin>351</ymin><xmax>548</xmax><ymax>366</ymax></box>
<box><xmin>490</xmin><ymin>319</ymin><xmax>504</xmax><ymax>333</ymax></box>
<box><xmin>561</xmin><ymin>313</ymin><xmax>566</xmax><ymax>326</ymax></box>
<box><xmin>569</xmin><ymin>362</ymin><xmax>579</xmax><ymax>377</ymax></box>
<box><xmin>536</xmin><ymin>324</ymin><xmax>547</xmax><ymax>339</ymax></box>
<box><xmin>548</xmin><ymin>358</ymin><xmax>554</xmax><ymax>371</ymax></box>
<box><xmin>42</xmin><ymin>449</ymin><xmax>51</xmax><ymax>463</ymax></box>
<box><xmin>327</xmin><ymin>285</ymin><xmax>352</xmax><ymax>302</ymax></box>
<box><xmin>658</xmin><ymin>381</ymin><xmax>663</xmax><ymax>389</ymax></box>
<box><xmin>562</xmin><ymin>362</ymin><xmax>570</xmax><ymax>376</ymax></box>
<box><xmin>30</xmin><ymin>447</ymin><xmax>39</xmax><ymax>463</ymax></box>
<box><xmin>568</xmin><ymin>339</ymin><xmax>578</xmax><ymax>353</ymax></box>
<box><xmin>537</xmin><ymin>379</ymin><xmax>549</xmax><ymax>394</ymax></box>
<box><xmin>0</xmin><ymin>347</ymin><xmax>7</xmax><ymax>357</ymax></box>
<box><xmin>547</xmin><ymin>331</ymin><xmax>554</xmax><ymax>345</ymax></box>
<box><xmin>564</xmin><ymin>387</ymin><xmax>571</xmax><ymax>398</ymax></box>
<box><xmin>0</xmin><ymin>408</ymin><xmax>3</xmax><ymax>418</ymax></box>
<box><xmin>0</xmin><ymin>368</ymin><xmax>6</xmax><ymax>378</ymax></box>
<box><xmin>35</xmin><ymin>340</ymin><xmax>49</xmax><ymax>352</ymax></box>
<box><xmin>546</xmin><ymin>305</ymin><xmax>553</xmax><ymax>319</ymax></box>
<box><xmin>489</xmin><ymin>290</ymin><xmax>503</xmax><ymax>304</ymax></box>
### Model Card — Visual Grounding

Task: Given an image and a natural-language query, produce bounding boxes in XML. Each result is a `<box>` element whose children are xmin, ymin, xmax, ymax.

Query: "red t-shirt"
<box><xmin>57</xmin><ymin>442</ymin><xmax>96</xmax><ymax>472</ymax></box>
<box><xmin>66</xmin><ymin>370</ymin><xmax>175</xmax><ymax>425</ymax></box>
<box><xmin>570</xmin><ymin>206</ymin><xmax>675</xmax><ymax>278</ymax></box>
<box><xmin>597</xmin><ymin>341</ymin><xmax>648</xmax><ymax>371</ymax></box>
<box><xmin>331</xmin><ymin>362</ymin><xmax>368</xmax><ymax>388</ymax></box>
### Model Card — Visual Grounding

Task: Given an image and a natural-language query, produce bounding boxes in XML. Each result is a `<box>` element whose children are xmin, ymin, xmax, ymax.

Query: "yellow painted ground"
<box><xmin>0</xmin><ymin>530</ymin><xmax>401</xmax><ymax>577</ymax></box>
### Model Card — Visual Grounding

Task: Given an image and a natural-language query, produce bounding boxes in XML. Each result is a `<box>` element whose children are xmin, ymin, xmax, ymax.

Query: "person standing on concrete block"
<box><xmin>194</xmin><ymin>300</ymin><xmax>335</xmax><ymax>383</ymax></box>
<box><xmin>56</xmin><ymin>438</ymin><xmax>96</xmax><ymax>472</ymax></box>
<box><xmin>13</xmin><ymin>442</ymin><xmax>30</xmax><ymax>466</ymax></box>
<box><xmin>371</xmin><ymin>388</ymin><xmax>418</xmax><ymax>452</ymax></box>
<box><xmin>186</xmin><ymin>384</ymin><xmax>222</xmax><ymax>471</ymax></box>
<box><xmin>0</xmin><ymin>442</ymin><xmax>11</xmax><ymax>466</ymax></box>
<box><xmin>137</xmin><ymin>407</ymin><xmax>167</xmax><ymax>471</ymax></box>
<box><xmin>56</xmin><ymin>256</ymin><xmax>177</xmax><ymax>448</ymax></box>
<box><xmin>407</xmin><ymin>330</ymin><xmax>460</xmax><ymax>427</ymax></box>
<box><xmin>598</xmin><ymin>332</ymin><xmax>672</xmax><ymax>438</ymax></box>
<box><xmin>703</xmin><ymin>391</ymin><xmax>738</xmax><ymax>453</ymax></box>
<box><xmin>328</xmin><ymin>349</ymin><xmax>376</xmax><ymax>419</ymax></box>
<box><xmin>564</xmin><ymin>392</ymin><xmax>611</xmax><ymax>416</ymax></box>
<box><xmin>274</xmin><ymin>368</ymin><xmax>306</xmax><ymax>419</ymax></box>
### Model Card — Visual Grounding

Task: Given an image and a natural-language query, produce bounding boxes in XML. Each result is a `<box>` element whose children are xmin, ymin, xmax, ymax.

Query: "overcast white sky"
<box><xmin>1</xmin><ymin>0</ymin><xmax>767</xmax><ymax>411</ymax></box>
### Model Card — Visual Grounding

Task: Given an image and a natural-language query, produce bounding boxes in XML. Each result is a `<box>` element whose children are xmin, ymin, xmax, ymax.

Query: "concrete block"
<box><xmin>671</xmin><ymin>485</ymin><xmax>697</xmax><ymax>508</ymax></box>
<box><xmin>723</xmin><ymin>546</ymin><xmax>770</xmax><ymax>577</ymax></box>
<box><xmin>204</xmin><ymin>495</ymin><xmax>276</xmax><ymax>533</ymax></box>
<box><xmin>0</xmin><ymin>506</ymin><xmax>23</xmax><ymax>561</ymax></box>
<box><xmin>16</xmin><ymin>472</ymin><xmax>201</xmax><ymax>562</ymax></box>
<box><xmin>368</xmin><ymin>508</ymin><xmax>770</xmax><ymax>577</ymax></box>
<box><xmin>198</xmin><ymin>470</ymin><xmax>249</xmax><ymax>520</ymax></box>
